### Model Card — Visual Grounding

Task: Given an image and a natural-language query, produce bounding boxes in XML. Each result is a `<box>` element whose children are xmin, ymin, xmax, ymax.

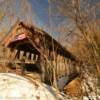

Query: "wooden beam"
<box><xmin>6</xmin><ymin>48</ymin><xmax>11</xmax><ymax>59</ymax></box>
<box><xmin>31</xmin><ymin>53</ymin><xmax>34</xmax><ymax>61</ymax></box>
<box><xmin>25</xmin><ymin>52</ymin><xmax>30</xmax><ymax>61</ymax></box>
<box><xmin>11</xmin><ymin>49</ymin><xmax>18</xmax><ymax>59</ymax></box>
<box><xmin>19</xmin><ymin>50</ymin><xmax>24</xmax><ymax>60</ymax></box>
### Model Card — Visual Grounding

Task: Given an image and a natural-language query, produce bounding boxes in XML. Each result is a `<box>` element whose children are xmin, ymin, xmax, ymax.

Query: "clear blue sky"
<box><xmin>29</xmin><ymin>0</ymin><xmax>49</xmax><ymax>25</ymax></box>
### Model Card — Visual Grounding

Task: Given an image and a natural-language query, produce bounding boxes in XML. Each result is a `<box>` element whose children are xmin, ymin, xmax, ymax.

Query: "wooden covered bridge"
<box><xmin>0</xmin><ymin>21</ymin><xmax>80</xmax><ymax>90</ymax></box>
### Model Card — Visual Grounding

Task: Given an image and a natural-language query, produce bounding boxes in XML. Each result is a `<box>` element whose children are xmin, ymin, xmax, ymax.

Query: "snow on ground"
<box><xmin>0</xmin><ymin>73</ymin><xmax>65</xmax><ymax>100</ymax></box>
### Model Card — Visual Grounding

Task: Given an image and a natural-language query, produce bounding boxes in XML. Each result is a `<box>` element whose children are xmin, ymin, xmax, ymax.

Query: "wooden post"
<box><xmin>6</xmin><ymin>48</ymin><xmax>11</xmax><ymax>59</ymax></box>
<box><xmin>11</xmin><ymin>49</ymin><xmax>18</xmax><ymax>59</ymax></box>
<box><xmin>19</xmin><ymin>50</ymin><xmax>24</xmax><ymax>60</ymax></box>
<box><xmin>35</xmin><ymin>55</ymin><xmax>38</xmax><ymax>60</ymax></box>
<box><xmin>26</xmin><ymin>52</ymin><xmax>30</xmax><ymax>61</ymax></box>
<box><xmin>64</xmin><ymin>58</ymin><xmax>68</xmax><ymax>75</ymax></box>
<box><xmin>31</xmin><ymin>53</ymin><xmax>34</xmax><ymax>61</ymax></box>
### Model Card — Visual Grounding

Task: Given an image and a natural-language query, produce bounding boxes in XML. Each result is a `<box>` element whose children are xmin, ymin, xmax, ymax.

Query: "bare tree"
<box><xmin>47</xmin><ymin>0</ymin><xmax>100</xmax><ymax>98</ymax></box>
<box><xmin>0</xmin><ymin>0</ymin><xmax>38</xmax><ymax>42</ymax></box>
<box><xmin>49</xmin><ymin>0</ymin><xmax>100</xmax><ymax>73</ymax></box>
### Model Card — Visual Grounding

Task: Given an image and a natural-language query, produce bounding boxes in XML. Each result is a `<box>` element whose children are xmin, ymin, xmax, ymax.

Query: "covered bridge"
<box><xmin>1</xmin><ymin>21</ymin><xmax>79</xmax><ymax>89</ymax></box>
<box><xmin>2</xmin><ymin>21</ymin><xmax>76</xmax><ymax>61</ymax></box>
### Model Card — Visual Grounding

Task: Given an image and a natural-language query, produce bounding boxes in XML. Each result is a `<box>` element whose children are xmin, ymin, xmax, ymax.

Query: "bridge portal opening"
<box><xmin>7</xmin><ymin>38</ymin><xmax>42</xmax><ymax>77</ymax></box>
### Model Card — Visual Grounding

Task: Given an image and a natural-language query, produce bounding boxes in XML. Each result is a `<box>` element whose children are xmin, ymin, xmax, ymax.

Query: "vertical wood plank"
<box><xmin>31</xmin><ymin>53</ymin><xmax>34</xmax><ymax>61</ymax></box>
<box><xmin>26</xmin><ymin>52</ymin><xmax>30</xmax><ymax>61</ymax></box>
<box><xmin>19</xmin><ymin>50</ymin><xmax>24</xmax><ymax>60</ymax></box>
<box><xmin>6</xmin><ymin>48</ymin><xmax>11</xmax><ymax>59</ymax></box>
<box><xmin>35</xmin><ymin>55</ymin><xmax>38</xmax><ymax>60</ymax></box>
<box><xmin>11</xmin><ymin>49</ymin><xmax>18</xmax><ymax>59</ymax></box>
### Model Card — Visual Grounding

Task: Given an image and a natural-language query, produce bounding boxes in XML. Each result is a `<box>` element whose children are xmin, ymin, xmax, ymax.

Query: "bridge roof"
<box><xmin>2</xmin><ymin>21</ymin><xmax>76</xmax><ymax>61</ymax></box>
